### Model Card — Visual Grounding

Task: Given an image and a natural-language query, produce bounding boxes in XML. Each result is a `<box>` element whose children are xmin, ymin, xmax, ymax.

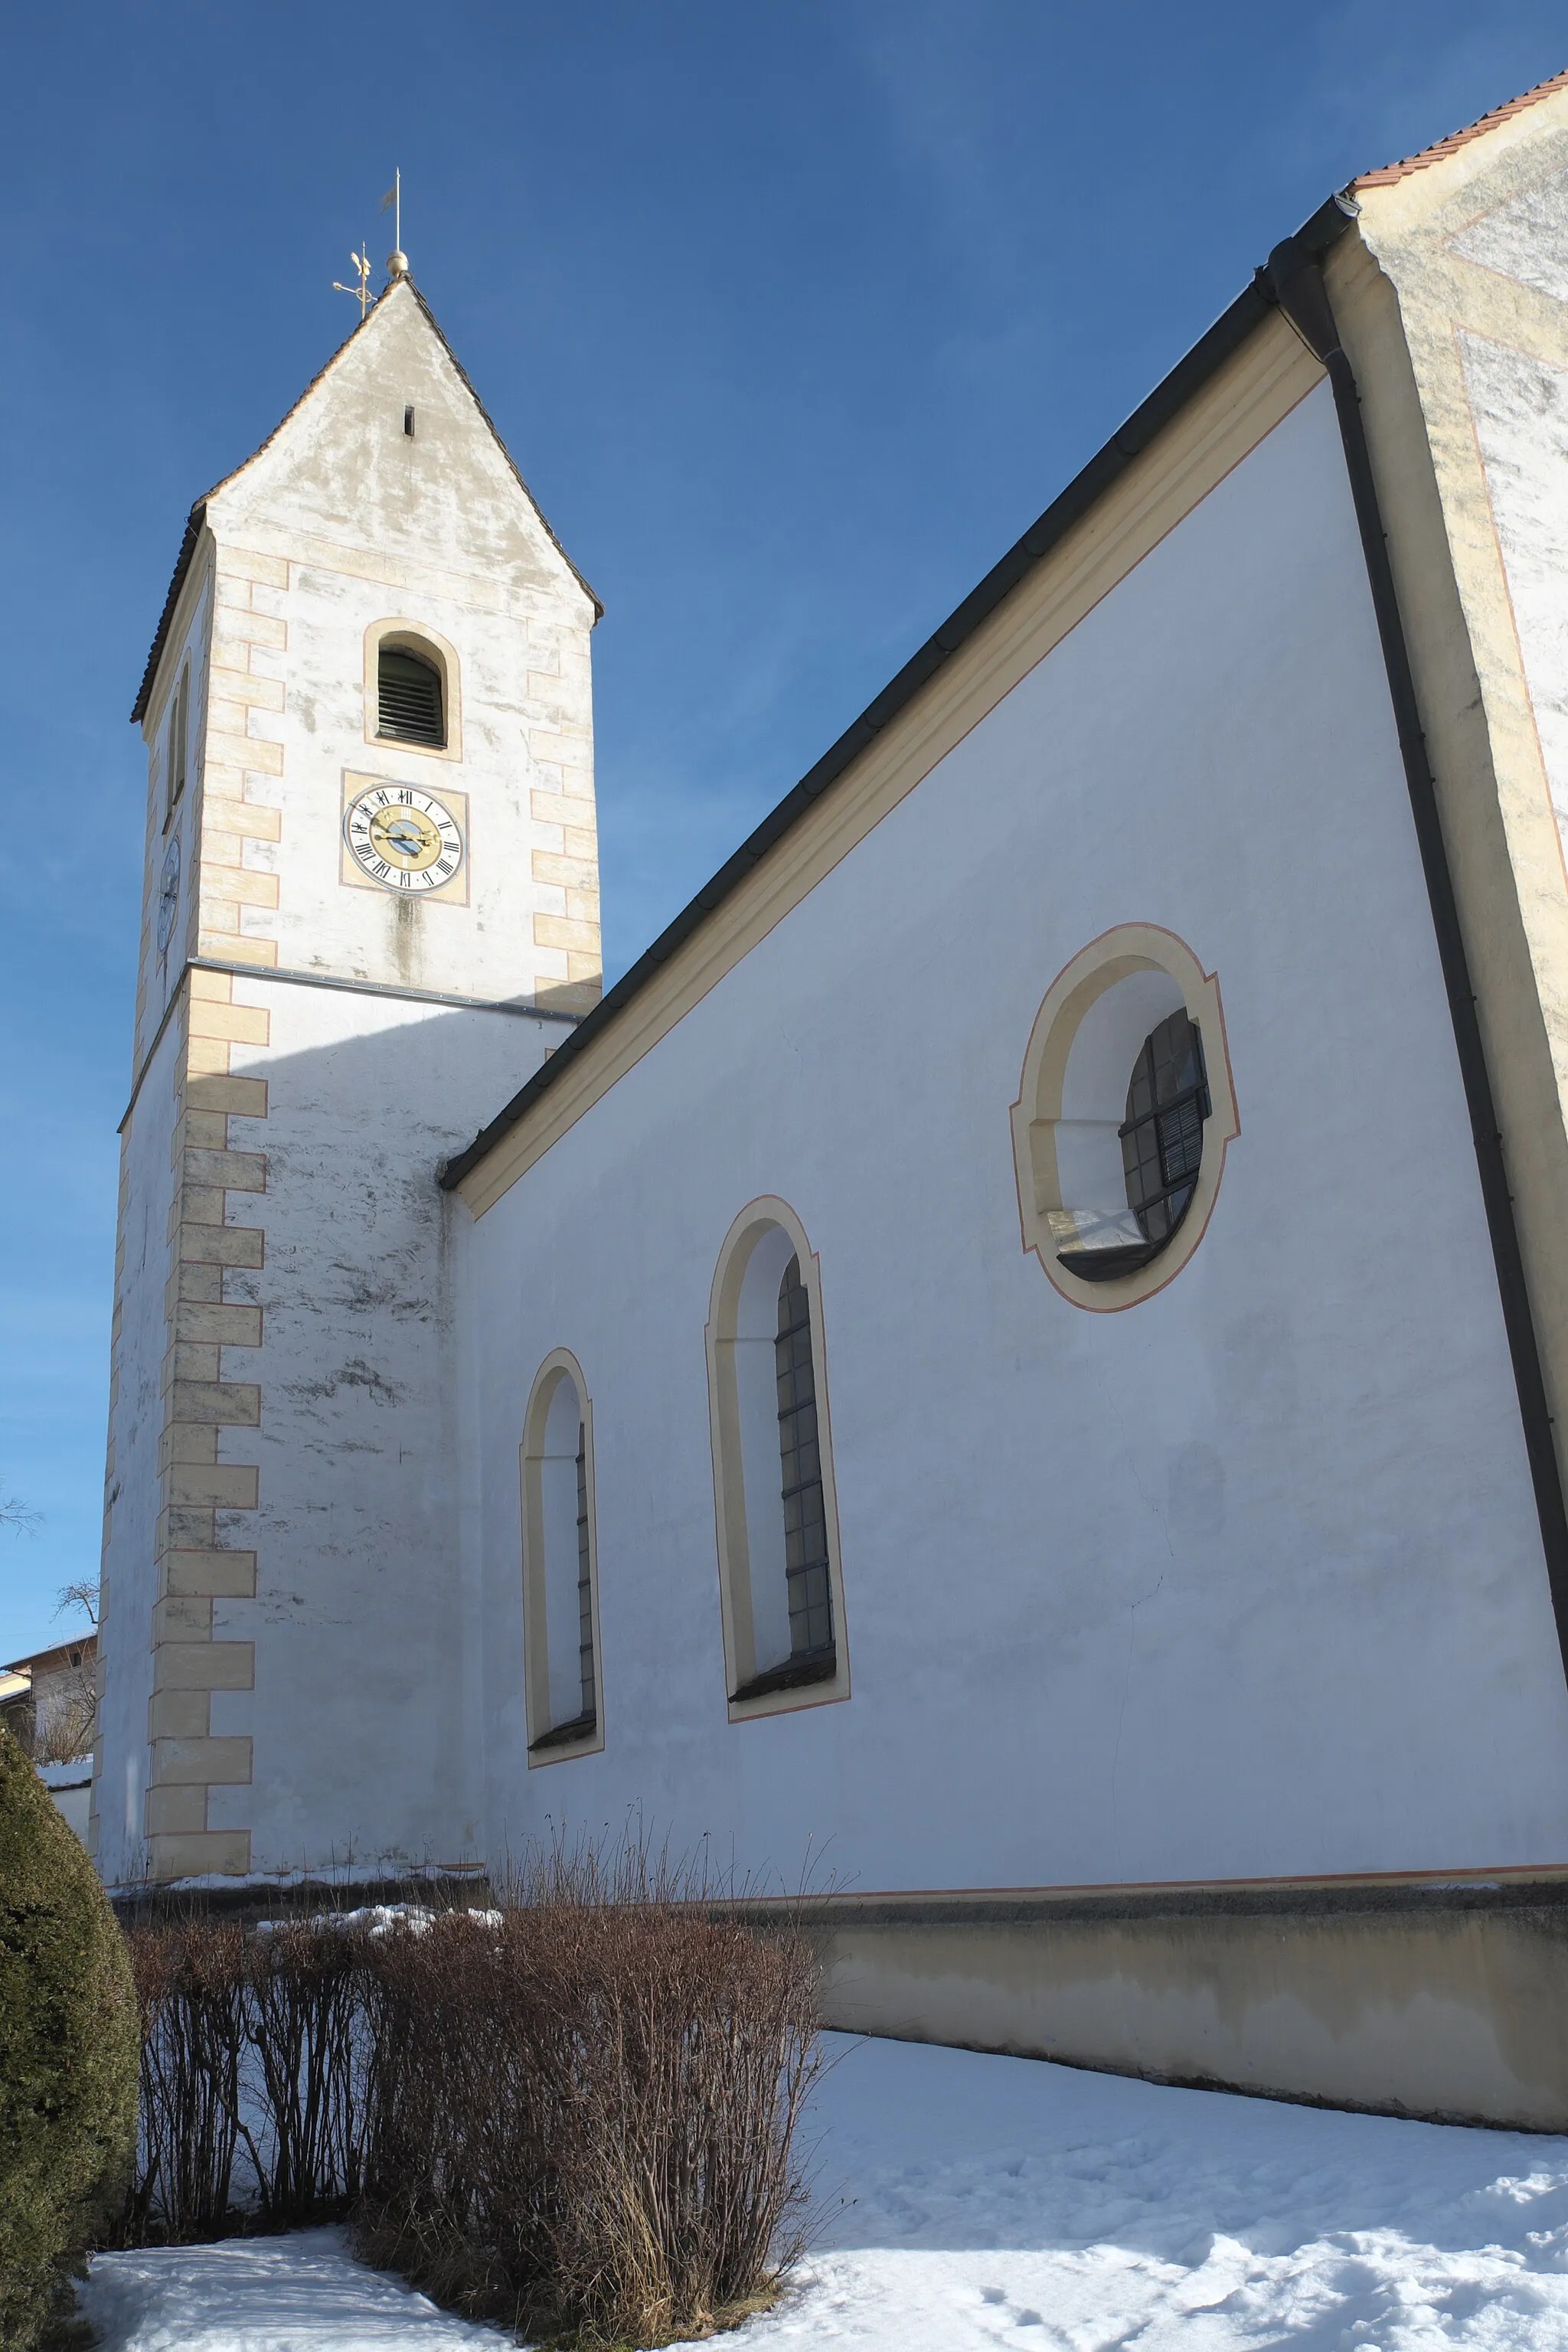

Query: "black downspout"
<box><xmin>1262</xmin><ymin>234</ymin><xmax>1568</xmax><ymax>1690</ymax></box>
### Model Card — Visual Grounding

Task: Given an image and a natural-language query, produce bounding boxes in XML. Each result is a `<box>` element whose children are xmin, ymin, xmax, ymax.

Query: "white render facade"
<box><xmin>96</xmin><ymin>82</ymin><xmax>1568</xmax><ymax>2125</ymax></box>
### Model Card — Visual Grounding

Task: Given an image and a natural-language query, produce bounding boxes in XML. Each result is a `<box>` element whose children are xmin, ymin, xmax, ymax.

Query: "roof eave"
<box><xmin>439</xmin><ymin>192</ymin><xmax>1356</xmax><ymax>1194</ymax></box>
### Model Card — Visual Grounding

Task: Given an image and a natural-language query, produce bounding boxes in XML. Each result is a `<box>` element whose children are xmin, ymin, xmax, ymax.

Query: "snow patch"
<box><xmin>83</xmin><ymin>2034</ymin><xmax>1568</xmax><ymax>2350</ymax></box>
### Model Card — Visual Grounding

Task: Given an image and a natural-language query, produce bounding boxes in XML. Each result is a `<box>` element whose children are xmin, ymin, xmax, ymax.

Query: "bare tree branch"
<box><xmin>0</xmin><ymin>1489</ymin><xmax>40</xmax><ymax>1537</ymax></box>
<box><xmin>55</xmin><ymin>1579</ymin><xmax>100</xmax><ymax>1631</ymax></box>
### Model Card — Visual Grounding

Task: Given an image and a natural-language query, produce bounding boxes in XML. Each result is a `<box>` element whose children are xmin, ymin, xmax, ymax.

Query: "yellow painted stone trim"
<box><xmin>1342</xmin><ymin>90</ymin><xmax>1568</xmax><ymax>1518</ymax></box>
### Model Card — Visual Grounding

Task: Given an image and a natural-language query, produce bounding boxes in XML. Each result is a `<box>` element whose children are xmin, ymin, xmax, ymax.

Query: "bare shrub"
<box><xmin>123</xmin><ymin>1919</ymin><xmax>249</xmax><ymax>2244</ymax></box>
<box><xmin>358</xmin><ymin>1902</ymin><xmax>819</xmax><ymax>2345</ymax></box>
<box><xmin>246</xmin><ymin>1917</ymin><xmax>374</xmax><ymax>2224</ymax></box>
<box><xmin>117</xmin><ymin>1857</ymin><xmax>822</xmax><ymax>2345</ymax></box>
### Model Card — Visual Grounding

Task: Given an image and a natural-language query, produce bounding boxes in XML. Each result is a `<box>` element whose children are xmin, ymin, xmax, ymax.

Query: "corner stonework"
<box><xmin>142</xmin><ymin>969</ymin><xmax>268</xmax><ymax>1878</ymax></box>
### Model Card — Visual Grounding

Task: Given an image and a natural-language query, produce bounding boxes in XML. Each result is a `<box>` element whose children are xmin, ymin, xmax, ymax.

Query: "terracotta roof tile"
<box><xmin>1356</xmin><ymin>66</ymin><xmax>1568</xmax><ymax>187</ymax></box>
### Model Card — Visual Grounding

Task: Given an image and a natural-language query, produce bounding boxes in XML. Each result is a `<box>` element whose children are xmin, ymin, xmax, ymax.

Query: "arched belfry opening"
<box><xmin>377</xmin><ymin>642</ymin><xmax>446</xmax><ymax>748</ymax></box>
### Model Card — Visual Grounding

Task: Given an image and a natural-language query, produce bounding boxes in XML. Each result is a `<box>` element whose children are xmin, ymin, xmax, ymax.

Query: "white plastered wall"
<box><xmin>462</xmin><ymin>381</ymin><xmax>1568</xmax><ymax>1895</ymax></box>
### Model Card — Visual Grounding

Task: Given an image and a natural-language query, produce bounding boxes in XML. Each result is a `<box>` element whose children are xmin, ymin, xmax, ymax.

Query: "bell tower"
<box><xmin>93</xmin><ymin>271</ymin><xmax>601</xmax><ymax>1884</ymax></box>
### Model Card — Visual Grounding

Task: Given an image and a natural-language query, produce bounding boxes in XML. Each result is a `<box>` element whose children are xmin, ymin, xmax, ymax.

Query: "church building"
<box><xmin>95</xmin><ymin>75</ymin><xmax>1568</xmax><ymax>2128</ymax></box>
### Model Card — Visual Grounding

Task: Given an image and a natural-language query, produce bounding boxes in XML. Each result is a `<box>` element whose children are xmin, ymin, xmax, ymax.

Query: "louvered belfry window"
<box><xmin>1121</xmin><ymin>1009</ymin><xmax>1210</xmax><ymax>1246</ymax></box>
<box><xmin>775</xmin><ymin>1256</ymin><xmax>834</xmax><ymax>1661</ymax></box>
<box><xmin>377</xmin><ymin>645</ymin><xmax>445</xmax><ymax>746</ymax></box>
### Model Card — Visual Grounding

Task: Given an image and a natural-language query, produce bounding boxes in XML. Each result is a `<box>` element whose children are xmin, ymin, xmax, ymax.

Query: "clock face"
<box><xmin>156</xmin><ymin>834</ymin><xmax>181</xmax><ymax>956</ymax></box>
<box><xmin>344</xmin><ymin>784</ymin><xmax>464</xmax><ymax>893</ymax></box>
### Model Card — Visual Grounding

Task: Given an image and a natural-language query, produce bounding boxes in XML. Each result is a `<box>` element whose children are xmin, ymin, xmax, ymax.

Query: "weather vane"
<box><xmin>382</xmin><ymin>168</ymin><xmax>409</xmax><ymax>279</ymax></box>
<box><xmin>331</xmin><ymin>170</ymin><xmax>407</xmax><ymax>318</ymax></box>
<box><xmin>332</xmin><ymin>242</ymin><xmax>374</xmax><ymax>318</ymax></box>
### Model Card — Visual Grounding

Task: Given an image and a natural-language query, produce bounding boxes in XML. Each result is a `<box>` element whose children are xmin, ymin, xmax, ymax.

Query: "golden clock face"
<box><xmin>343</xmin><ymin>785</ymin><xmax>463</xmax><ymax>893</ymax></box>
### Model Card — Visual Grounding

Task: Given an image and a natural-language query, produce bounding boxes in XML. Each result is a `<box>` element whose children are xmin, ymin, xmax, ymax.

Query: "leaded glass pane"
<box><xmin>575</xmin><ymin>1424</ymin><xmax>594</xmax><ymax>1722</ymax></box>
<box><xmin>776</xmin><ymin>1256</ymin><xmax>834</xmax><ymax>1661</ymax></box>
<box><xmin>1119</xmin><ymin>1010</ymin><xmax>1210</xmax><ymax>1246</ymax></box>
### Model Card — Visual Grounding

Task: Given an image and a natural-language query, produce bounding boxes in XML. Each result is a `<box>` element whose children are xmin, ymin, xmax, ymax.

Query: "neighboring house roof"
<box><xmin>1354</xmin><ymin>67</ymin><xmax>1568</xmax><ymax>187</ymax></box>
<box><xmin>4</xmin><ymin>1635</ymin><xmax>96</xmax><ymax>1681</ymax></box>
<box><xmin>131</xmin><ymin>279</ymin><xmax>600</xmax><ymax>724</ymax></box>
<box><xmin>0</xmin><ymin>1670</ymin><xmax>31</xmax><ymax>1705</ymax></box>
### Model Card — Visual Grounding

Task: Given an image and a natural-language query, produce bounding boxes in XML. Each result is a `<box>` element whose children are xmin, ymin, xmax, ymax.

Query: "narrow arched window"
<box><xmin>776</xmin><ymin>1256</ymin><xmax>833</xmax><ymax>1661</ymax></box>
<box><xmin>521</xmin><ymin>1354</ymin><xmax>603</xmax><ymax>1761</ymax></box>
<box><xmin>377</xmin><ymin>644</ymin><xmax>445</xmax><ymax>747</ymax></box>
<box><xmin>573</xmin><ymin>1423</ymin><xmax>595</xmax><ymax>1723</ymax></box>
<box><xmin>166</xmin><ymin>665</ymin><xmax>189</xmax><ymax>818</ymax></box>
<box><xmin>707</xmin><ymin>1202</ymin><xmax>849</xmax><ymax>1718</ymax></box>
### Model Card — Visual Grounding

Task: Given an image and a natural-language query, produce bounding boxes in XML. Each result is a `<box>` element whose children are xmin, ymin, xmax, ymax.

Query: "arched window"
<box><xmin>377</xmin><ymin>643</ymin><xmax>445</xmax><ymax>748</ymax></box>
<box><xmin>707</xmin><ymin>1200</ymin><xmax>849</xmax><ymax>1719</ymax></box>
<box><xmin>1010</xmin><ymin>923</ymin><xmax>1238</xmax><ymax>1310</ymax></box>
<box><xmin>521</xmin><ymin>1352</ymin><xmax>603</xmax><ymax>1762</ymax></box>
<box><xmin>166</xmin><ymin>664</ymin><xmax>190</xmax><ymax>818</ymax></box>
<box><xmin>776</xmin><ymin>1254</ymin><xmax>834</xmax><ymax>1659</ymax></box>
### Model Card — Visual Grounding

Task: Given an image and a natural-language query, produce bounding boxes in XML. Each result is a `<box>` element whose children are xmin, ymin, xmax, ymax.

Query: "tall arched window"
<box><xmin>377</xmin><ymin>643</ymin><xmax>445</xmax><ymax>747</ymax></box>
<box><xmin>165</xmin><ymin>662</ymin><xmax>191</xmax><ymax>821</ymax></box>
<box><xmin>707</xmin><ymin>1200</ymin><xmax>849</xmax><ymax>1720</ymax></box>
<box><xmin>521</xmin><ymin>1351</ymin><xmax>603</xmax><ymax>1762</ymax></box>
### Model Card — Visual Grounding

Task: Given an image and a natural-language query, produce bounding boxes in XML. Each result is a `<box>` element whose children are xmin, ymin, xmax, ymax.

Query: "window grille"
<box><xmin>1122</xmin><ymin>1008</ymin><xmax>1209</xmax><ymax>1242</ymax></box>
<box><xmin>776</xmin><ymin>1256</ymin><xmax>834</xmax><ymax>1661</ymax></box>
<box><xmin>575</xmin><ymin>1423</ymin><xmax>595</xmax><ymax>1725</ymax></box>
<box><xmin>377</xmin><ymin>645</ymin><xmax>445</xmax><ymax>746</ymax></box>
<box><xmin>1058</xmin><ymin>1008</ymin><xmax>1210</xmax><ymax>1284</ymax></box>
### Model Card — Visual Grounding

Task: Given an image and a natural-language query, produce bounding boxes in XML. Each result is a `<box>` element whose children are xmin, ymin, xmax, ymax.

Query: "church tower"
<box><xmin>92</xmin><ymin>267</ymin><xmax>601</xmax><ymax>1884</ymax></box>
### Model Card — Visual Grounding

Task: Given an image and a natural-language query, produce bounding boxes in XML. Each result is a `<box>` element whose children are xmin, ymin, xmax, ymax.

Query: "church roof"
<box><xmin>443</xmin><ymin>185</ymin><xmax>1361</xmax><ymax>1189</ymax></box>
<box><xmin>1354</xmin><ymin>66</ymin><xmax>1568</xmax><ymax>187</ymax></box>
<box><xmin>443</xmin><ymin>65</ymin><xmax>1568</xmax><ymax>1194</ymax></box>
<box><xmin>131</xmin><ymin>280</ymin><xmax>599</xmax><ymax>723</ymax></box>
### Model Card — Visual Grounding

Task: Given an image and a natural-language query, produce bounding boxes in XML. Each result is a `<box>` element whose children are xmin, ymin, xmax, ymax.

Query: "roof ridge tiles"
<box><xmin>1355</xmin><ymin>64</ymin><xmax>1568</xmax><ymax>188</ymax></box>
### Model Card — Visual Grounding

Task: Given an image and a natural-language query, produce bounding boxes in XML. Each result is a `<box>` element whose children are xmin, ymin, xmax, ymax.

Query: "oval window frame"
<box><xmin>1009</xmin><ymin>923</ymin><xmax>1240</xmax><ymax>1312</ymax></box>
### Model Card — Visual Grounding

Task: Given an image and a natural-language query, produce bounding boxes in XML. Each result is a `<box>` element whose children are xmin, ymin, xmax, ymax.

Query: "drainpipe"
<box><xmin>1260</xmin><ymin>230</ymin><xmax>1568</xmax><ymax>1690</ymax></box>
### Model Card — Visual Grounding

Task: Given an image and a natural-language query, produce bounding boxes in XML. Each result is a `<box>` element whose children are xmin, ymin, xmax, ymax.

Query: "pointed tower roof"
<box><xmin>132</xmin><ymin>278</ymin><xmax>599</xmax><ymax>721</ymax></box>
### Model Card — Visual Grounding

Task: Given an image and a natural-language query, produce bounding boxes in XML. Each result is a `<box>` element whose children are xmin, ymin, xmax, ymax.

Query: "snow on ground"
<box><xmin>78</xmin><ymin>2229</ymin><xmax>502</xmax><ymax>2350</ymax></box>
<box><xmin>83</xmin><ymin>2030</ymin><xmax>1568</xmax><ymax>2350</ymax></box>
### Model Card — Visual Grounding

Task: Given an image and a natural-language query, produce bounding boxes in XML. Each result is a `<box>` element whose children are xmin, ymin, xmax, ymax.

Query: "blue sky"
<box><xmin>1</xmin><ymin>1</ymin><xmax>1563</xmax><ymax>1657</ymax></box>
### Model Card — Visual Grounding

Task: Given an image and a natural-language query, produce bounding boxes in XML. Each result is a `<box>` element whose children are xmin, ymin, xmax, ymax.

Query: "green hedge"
<box><xmin>0</xmin><ymin>1726</ymin><xmax>138</xmax><ymax>2349</ymax></box>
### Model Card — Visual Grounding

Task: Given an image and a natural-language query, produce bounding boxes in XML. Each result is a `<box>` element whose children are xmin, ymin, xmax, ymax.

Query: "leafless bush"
<box><xmin>123</xmin><ymin>1919</ymin><xmax>250</xmax><ymax>2244</ymax></box>
<box><xmin>358</xmin><ymin>1902</ymin><xmax>819</xmax><ymax>2344</ymax></box>
<box><xmin>117</xmin><ymin>1864</ymin><xmax>821</xmax><ymax>2345</ymax></box>
<box><xmin>246</xmin><ymin>1916</ymin><xmax>375</xmax><ymax>2224</ymax></box>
